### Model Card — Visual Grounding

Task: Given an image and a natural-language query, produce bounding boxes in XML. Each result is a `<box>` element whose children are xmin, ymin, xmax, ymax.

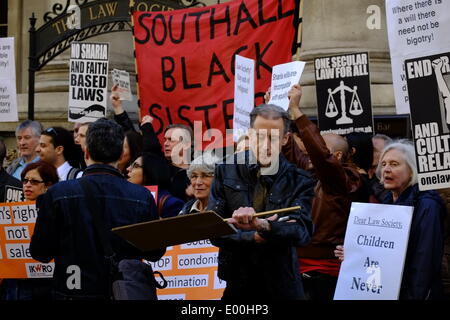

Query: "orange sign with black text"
<box><xmin>0</xmin><ymin>201</ymin><xmax>54</xmax><ymax>278</ymax></box>
<box><xmin>147</xmin><ymin>240</ymin><xmax>225</xmax><ymax>300</ymax></box>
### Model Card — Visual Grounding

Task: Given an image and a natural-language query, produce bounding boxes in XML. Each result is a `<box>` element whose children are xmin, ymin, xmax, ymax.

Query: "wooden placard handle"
<box><xmin>224</xmin><ymin>206</ymin><xmax>301</xmax><ymax>222</ymax></box>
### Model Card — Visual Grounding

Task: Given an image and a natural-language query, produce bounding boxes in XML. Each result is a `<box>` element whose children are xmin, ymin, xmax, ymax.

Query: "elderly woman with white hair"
<box><xmin>335</xmin><ymin>140</ymin><xmax>446</xmax><ymax>299</ymax></box>
<box><xmin>179</xmin><ymin>152</ymin><xmax>218</xmax><ymax>215</ymax></box>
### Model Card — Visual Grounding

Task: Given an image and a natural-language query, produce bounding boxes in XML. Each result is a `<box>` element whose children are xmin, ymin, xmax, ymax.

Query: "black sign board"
<box><xmin>314</xmin><ymin>52</ymin><xmax>374</xmax><ymax>135</ymax></box>
<box><xmin>405</xmin><ymin>51</ymin><xmax>450</xmax><ymax>191</ymax></box>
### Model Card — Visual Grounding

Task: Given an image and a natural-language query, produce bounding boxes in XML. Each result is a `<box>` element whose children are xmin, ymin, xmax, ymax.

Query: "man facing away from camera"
<box><xmin>30</xmin><ymin>118</ymin><xmax>165</xmax><ymax>300</ymax></box>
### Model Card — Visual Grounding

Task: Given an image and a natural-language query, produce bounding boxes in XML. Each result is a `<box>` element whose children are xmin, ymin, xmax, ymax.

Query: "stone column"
<box><xmin>299</xmin><ymin>0</ymin><xmax>395</xmax><ymax>116</ymax></box>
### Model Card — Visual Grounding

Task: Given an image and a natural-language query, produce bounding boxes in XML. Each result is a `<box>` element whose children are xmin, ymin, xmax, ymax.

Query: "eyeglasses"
<box><xmin>130</xmin><ymin>162</ymin><xmax>143</xmax><ymax>169</ymax></box>
<box><xmin>44</xmin><ymin>127</ymin><xmax>58</xmax><ymax>137</ymax></box>
<box><xmin>22</xmin><ymin>178</ymin><xmax>45</xmax><ymax>186</ymax></box>
<box><xmin>190</xmin><ymin>173</ymin><xmax>214</xmax><ymax>181</ymax></box>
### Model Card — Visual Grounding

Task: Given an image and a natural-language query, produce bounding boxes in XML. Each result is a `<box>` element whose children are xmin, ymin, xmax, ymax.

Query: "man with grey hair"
<box><xmin>283</xmin><ymin>84</ymin><xmax>364</xmax><ymax>300</ymax></box>
<box><xmin>7</xmin><ymin>120</ymin><xmax>43</xmax><ymax>179</ymax></box>
<box><xmin>207</xmin><ymin>103</ymin><xmax>315</xmax><ymax>300</ymax></box>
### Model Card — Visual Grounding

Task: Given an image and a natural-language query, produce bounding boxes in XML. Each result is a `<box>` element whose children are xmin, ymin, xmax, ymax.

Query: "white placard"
<box><xmin>386</xmin><ymin>0</ymin><xmax>450</xmax><ymax>114</ymax></box>
<box><xmin>334</xmin><ymin>202</ymin><xmax>413</xmax><ymax>300</ymax></box>
<box><xmin>112</xmin><ymin>68</ymin><xmax>132</xmax><ymax>101</ymax></box>
<box><xmin>68</xmin><ymin>42</ymin><xmax>109</xmax><ymax>123</ymax></box>
<box><xmin>233</xmin><ymin>55</ymin><xmax>255</xmax><ymax>142</ymax></box>
<box><xmin>0</xmin><ymin>37</ymin><xmax>18</xmax><ymax>122</ymax></box>
<box><xmin>268</xmin><ymin>60</ymin><xmax>305</xmax><ymax>110</ymax></box>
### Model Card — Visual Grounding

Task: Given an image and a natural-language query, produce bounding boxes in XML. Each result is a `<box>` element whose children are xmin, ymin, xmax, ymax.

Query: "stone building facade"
<box><xmin>1</xmin><ymin>0</ymin><xmax>402</xmax><ymax>152</ymax></box>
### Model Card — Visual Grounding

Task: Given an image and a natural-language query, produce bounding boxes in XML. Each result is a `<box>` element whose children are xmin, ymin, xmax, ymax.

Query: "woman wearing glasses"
<box><xmin>179</xmin><ymin>153</ymin><xmax>219</xmax><ymax>215</ymax></box>
<box><xmin>21</xmin><ymin>160</ymin><xmax>59</xmax><ymax>201</ymax></box>
<box><xmin>1</xmin><ymin>161</ymin><xmax>58</xmax><ymax>300</ymax></box>
<box><xmin>127</xmin><ymin>154</ymin><xmax>184</xmax><ymax>218</ymax></box>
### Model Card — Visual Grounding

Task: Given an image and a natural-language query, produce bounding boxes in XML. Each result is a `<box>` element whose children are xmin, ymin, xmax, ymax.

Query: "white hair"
<box><xmin>187</xmin><ymin>151</ymin><xmax>221</xmax><ymax>178</ymax></box>
<box><xmin>376</xmin><ymin>140</ymin><xmax>418</xmax><ymax>187</ymax></box>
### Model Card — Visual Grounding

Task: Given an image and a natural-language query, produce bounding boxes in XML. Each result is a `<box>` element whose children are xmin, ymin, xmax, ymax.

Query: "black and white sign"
<box><xmin>112</xmin><ymin>68</ymin><xmax>132</xmax><ymax>101</ymax></box>
<box><xmin>334</xmin><ymin>202</ymin><xmax>413</xmax><ymax>300</ymax></box>
<box><xmin>68</xmin><ymin>42</ymin><xmax>109</xmax><ymax>122</ymax></box>
<box><xmin>386</xmin><ymin>0</ymin><xmax>450</xmax><ymax>114</ymax></box>
<box><xmin>314</xmin><ymin>52</ymin><xmax>373</xmax><ymax>135</ymax></box>
<box><xmin>405</xmin><ymin>52</ymin><xmax>450</xmax><ymax>191</ymax></box>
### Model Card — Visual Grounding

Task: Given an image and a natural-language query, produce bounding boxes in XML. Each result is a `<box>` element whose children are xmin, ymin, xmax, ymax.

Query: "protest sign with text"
<box><xmin>0</xmin><ymin>201</ymin><xmax>54</xmax><ymax>278</ymax></box>
<box><xmin>268</xmin><ymin>60</ymin><xmax>305</xmax><ymax>111</ymax></box>
<box><xmin>334</xmin><ymin>202</ymin><xmax>413</xmax><ymax>300</ymax></box>
<box><xmin>133</xmin><ymin>0</ymin><xmax>299</xmax><ymax>148</ymax></box>
<box><xmin>0</xmin><ymin>37</ymin><xmax>19</xmax><ymax>122</ymax></box>
<box><xmin>233</xmin><ymin>55</ymin><xmax>255</xmax><ymax>142</ymax></box>
<box><xmin>405</xmin><ymin>51</ymin><xmax>450</xmax><ymax>191</ymax></box>
<box><xmin>68</xmin><ymin>42</ymin><xmax>109</xmax><ymax>123</ymax></box>
<box><xmin>315</xmin><ymin>52</ymin><xmax>373</xmax><ymax>135</ymax></box>
<box><xmin>112</xmin><ymin>68</ymin><xmax>132</xmax><ymax>101</ymax></box>
<box><xmin>147</xmin><ymin>240</ymin><xmax>224</xmax><ymax>300</ymax></box>
<box><xmin>386</xmin><ymin>0</ymin><xmax>450</xmax><ymax>114</ymax></box>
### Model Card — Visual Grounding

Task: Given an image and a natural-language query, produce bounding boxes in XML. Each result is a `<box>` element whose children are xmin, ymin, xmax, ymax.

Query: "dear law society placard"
<box><xmin>334</xmin><ymin>202</ymin><xmax>413</xmax><ymax>300</ymax></box>
<box><xmin>0</xmin><ymin>37</ymin><xmax>18</xmax><ymax>122</ymax></box>
<box><xmin>314</xmin><ymin>52</ymin><xmax>373</xmax><ymax>135</ymax></box>
<box><xmin>405</xmin><ymin>51</ymin><xmax>450</xmax><ymax>191</ymax></box>
<box><xmin>68</xmin><ymin>42</ymin><xmax>109</xmax><ymax>123</ymax></box>
<box><xmin>386</xmin><ymin>0</ymin><xmax>450</xmax><ymax>114</ymax></box>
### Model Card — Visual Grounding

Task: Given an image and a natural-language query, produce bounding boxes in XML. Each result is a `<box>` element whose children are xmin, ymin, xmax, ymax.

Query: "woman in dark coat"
<box><xmin>335</xmin><ymin>140</ymin><xmax>445</xmax><ymax>299</ymax></box>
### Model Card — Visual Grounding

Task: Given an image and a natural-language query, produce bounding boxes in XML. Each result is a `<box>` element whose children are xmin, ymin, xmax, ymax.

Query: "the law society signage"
<box><xmin>405</xmin><ymin>51</ymin><xmax>450</xmax><ymax>191</ymax></box>
<box><xmin>334</xmin><ymin>202</ymin><xmax>413</xmax><ymax>300</ymax></box>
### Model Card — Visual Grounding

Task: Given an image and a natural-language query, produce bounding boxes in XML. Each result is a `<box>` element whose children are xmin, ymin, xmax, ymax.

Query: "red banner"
<box><xmin>133</xmin><ymin>0</ymin><xmax>298</xmax><ymax>144</ymax></box>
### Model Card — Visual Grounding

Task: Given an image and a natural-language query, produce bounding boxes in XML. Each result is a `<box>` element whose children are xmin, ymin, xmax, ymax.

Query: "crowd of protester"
<box><xmin>0</xmin><ymin>83</ymin><xmax>449</xmax><ymax>301</ymax></box>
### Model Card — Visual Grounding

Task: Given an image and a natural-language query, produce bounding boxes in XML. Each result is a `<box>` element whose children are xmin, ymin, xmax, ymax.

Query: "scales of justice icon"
<box><xmin>325</xmin><ymin>80</ymin><xmax>363</xmax><ymax>125</ymax></box>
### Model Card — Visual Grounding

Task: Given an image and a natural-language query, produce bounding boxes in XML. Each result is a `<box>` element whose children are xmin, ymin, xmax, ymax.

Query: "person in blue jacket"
<box><xmin>336</xmin><ymin>140</ymin><xmax>445</xmax><ymax>299</ymax></box>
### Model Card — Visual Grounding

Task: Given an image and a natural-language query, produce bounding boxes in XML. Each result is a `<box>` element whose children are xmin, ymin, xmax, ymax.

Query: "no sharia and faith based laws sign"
<box><xmin>133</xmin><ymin>0</ymin><xmax>299</xmax><ymax>147</ymax></box>
<box><xmin>386</xmin><ymin>0</ymin><xmax>450</xmax><ymax>114</ymax></box>
<box><xmin>68</xmin><ymin>42</ymin><xmax>109</xmax><ymax>123</ymax></box>
<box><xmin>314</xmin><ymin>52</ymin><xmax>373</xmax><ymax>135</ymax></box>
<box><xmin>405</xmin><ymin>51</ymin><xmax>450</xmax><ymax>191</ymax></box>
<box><xmin>334</xmin><ymin>202</ymin><xmax>413</xmax><ymax>300</ymax></box>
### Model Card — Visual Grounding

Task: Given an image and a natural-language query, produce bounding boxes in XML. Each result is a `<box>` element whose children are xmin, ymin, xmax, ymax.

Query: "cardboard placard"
<box><xmin>405</xmin><ymin>51</ymin><xmax>450</xmax><ymax>191</ymax></box>
<box><xmin>112</xmin><ymin>211</ymin><xmax>236</xmax><ymax>252</ymax></box>
<box><xmin>315</xmin><ymin>52</ymin><xmax>373</xmax><ymax>135</ymax></box>
<box><xmin>334</xmin><ymin>202</ymin><xmax>413</xmax><ymax>300</ymax></box>
<box><xmin>68</xmin><ymin>42</ymin><xmax>109</xmax><ymax>122</ymax></box>
<box><xmin>0</xmin><ymin>201</ymin><xmax>54</xmax><ymax>279</ymax></box>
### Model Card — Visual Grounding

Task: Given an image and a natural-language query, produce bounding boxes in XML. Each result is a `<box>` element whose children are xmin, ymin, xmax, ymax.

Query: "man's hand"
<box><xmin>141</xmin><ymin>115</ymin><xmax>154</xmax><ymax>126</ymax></box>
<box><xmin>110</xmin><ymin>84</ymin><xmax>124</xmax><ymax>115</ymax></box>
<box><xmin>287</xmin><ymin>84</ymin><xmax>303</xmax><ymax>120</ymax></box>
<box><xmin>227</xmin><ymin>207</ymin><xmax>272</xmax><ymax>231</ymax></box>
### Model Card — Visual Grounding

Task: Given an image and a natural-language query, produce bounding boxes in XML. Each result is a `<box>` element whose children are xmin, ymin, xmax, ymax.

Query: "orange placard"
<box><xmin>0</xmin><ymin>201</ymin><xmax>54</xmax><ymax>278</ymax></box>
<box><xmin>148</xmin><ymin>240</ymin><xmax>224</xmax><ymax>300</ymax></box>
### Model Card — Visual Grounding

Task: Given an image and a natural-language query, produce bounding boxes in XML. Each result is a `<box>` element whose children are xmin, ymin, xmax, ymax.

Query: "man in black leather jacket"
<box><xmin>207</xmin><ymin>104</ymin><xmax>315</xmax><ymax>300</ymax></box>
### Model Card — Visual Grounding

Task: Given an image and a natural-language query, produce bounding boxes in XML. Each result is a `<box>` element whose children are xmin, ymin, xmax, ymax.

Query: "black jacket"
<box><xmin>0</xmin><ymin>168</ymin><xmax>23</xmax><ymax>202</ymax></box>
<box><xmin>207</xmin><ymin>152</ymin><xmax>315</xmax><ymax>299</ymax></box>
<box><xmin>384</xmin><ymin>184</ymin><xmax>445</xmax><ymax>300</ymax></box>
<box><xmin>30</xmin><ymin>164</ymin><xmax>165</xmax><ymax>299</ymax></box>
